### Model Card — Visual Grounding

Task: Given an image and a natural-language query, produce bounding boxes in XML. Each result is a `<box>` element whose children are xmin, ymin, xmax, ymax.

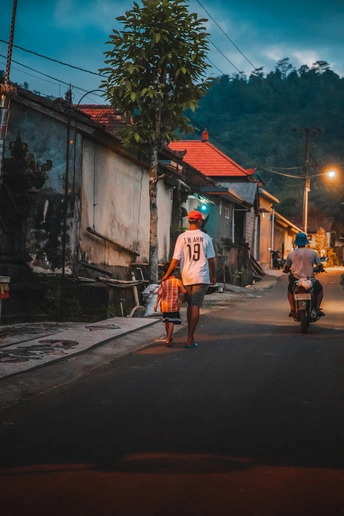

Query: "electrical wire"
<box><xmin>0</xmin><ymin>53</ymin><xmax>104</xmax><ymax>102</ymax></box>
<box><xmin>197</xmin><ymin>0</ymin><xmax>256</xmax><ymax>70</ymax></box>
<box><xmin>0</xmin><ymin>38</ymin><xmax>103</xmax><ymax>76</ymax></box>
<box><xmin>208</xmin><ymin>38</ymin><xmax>242</xmax><ymax>75</ymax></box>
<box><xmin>197</xmin><ymin>1</ymin><xmax>305</xmax><ymax>127</ymax></box>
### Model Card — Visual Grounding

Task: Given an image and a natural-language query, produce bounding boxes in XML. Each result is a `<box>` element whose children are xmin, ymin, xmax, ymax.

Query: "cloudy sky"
<box><xmin>1</xmin><ymin>0</ymin><xmax>343</xmax><ymax>104</ymax></box>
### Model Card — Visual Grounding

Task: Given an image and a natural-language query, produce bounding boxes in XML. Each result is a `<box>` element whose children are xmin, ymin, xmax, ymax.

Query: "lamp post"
<box><xmin>302</xmin><ymin>166</ymin><xmax>337</xmax><ymax>236</ymax></box>
<box><xmin>302</xmin><ymin>129</ymin><xmax>310</xmax><ymax>234</ymax></box>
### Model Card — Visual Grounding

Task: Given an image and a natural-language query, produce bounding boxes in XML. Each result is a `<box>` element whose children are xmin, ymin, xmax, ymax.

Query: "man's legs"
<box><xmin>316</xmin><ymin>291</ymin><xmax>323</xmax><ymax>310</ymax></box>
<box><xmin>313</xmin><ymin>280</ymin><xmax>324</xmax><ymax>314</ymax></box>
<box><xmin>287</xmin><ymin>290</ymin><xmax>294</xmax><ymax>312</ymax></box>
<box><xmin>186</xmin><ymin>305</ymin><xmax>200</xmax><ymax>346</ymax></box>
<box><xmin>184</xmin><ymin>284</ymin><xmax>208</xmax><ymax>347</ymax></box>
<box><xmin>287</xmin><ymin>274</ymin><xmax>296</xmax><ymax>315</ymax></box>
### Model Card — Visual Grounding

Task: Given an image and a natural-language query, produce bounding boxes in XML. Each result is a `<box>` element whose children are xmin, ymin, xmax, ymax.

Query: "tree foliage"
<box><xmin>100</xmin><ymin>0</ymin><xmax>212</xmax><ymax>158</ymax></box>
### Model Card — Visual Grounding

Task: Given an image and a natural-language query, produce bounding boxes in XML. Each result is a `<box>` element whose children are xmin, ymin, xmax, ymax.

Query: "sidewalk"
<box><xmin>0</xmin><ymin>269</ymin><xmax>281</xmax><ymax>409</ymax></box>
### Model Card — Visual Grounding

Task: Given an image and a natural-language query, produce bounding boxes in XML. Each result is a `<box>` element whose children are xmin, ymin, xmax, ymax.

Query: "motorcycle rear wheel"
<box><xmin>300</xmin><ymin>310</ymin><xmax>309</xmax><ymax>334</ymax></box>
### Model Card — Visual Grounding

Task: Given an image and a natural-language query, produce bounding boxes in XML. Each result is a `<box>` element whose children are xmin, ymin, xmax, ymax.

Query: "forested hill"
<box><xmin>188</xmin><ymin>58</ymin><xmax>344</xmax><ymax>221</ymax></box>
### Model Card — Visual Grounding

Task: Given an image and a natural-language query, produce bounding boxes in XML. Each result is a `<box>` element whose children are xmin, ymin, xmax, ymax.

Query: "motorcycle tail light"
<box><xmin>295</xmin><ymin>285</ymin><xmax>307</xmax><ymax>294</ymax></box>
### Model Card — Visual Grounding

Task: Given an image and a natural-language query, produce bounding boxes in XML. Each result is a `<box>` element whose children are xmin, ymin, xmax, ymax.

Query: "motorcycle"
<box><xmin>289</xmin><ymin>267</ymin><xmax>325</xmax><ymax>334</ymax></box>
<box><xmin>271</xmin><ymin>250</ymin><xmax>284</xmax><ymax>269</ymax></box>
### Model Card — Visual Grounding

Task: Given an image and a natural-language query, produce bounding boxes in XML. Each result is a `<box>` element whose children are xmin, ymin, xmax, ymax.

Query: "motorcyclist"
<box><xmin>283</xmin><ymin>232</ymin><xmax>325</xmax><ymax>317</ymax></box>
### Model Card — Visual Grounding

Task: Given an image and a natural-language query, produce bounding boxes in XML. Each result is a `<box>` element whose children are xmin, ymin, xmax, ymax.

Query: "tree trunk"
<box><xmin>148</xmin><ymin>144</ymin><xmax>159</xmax><ymax>283</ymax></box>
<box><xmin>148</xmin><ymin>96</ymin><xmax>162</xmax><ymax>284</ymax></box>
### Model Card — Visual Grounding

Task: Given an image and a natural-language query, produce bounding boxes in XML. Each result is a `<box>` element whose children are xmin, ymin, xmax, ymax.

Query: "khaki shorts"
<box><xmin>184</xmin><ymin>284</ymin><xmax>209</xmax><ymax>307</ymax></box>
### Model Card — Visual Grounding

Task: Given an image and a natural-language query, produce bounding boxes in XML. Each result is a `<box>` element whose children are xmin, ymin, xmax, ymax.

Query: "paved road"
<box><xmin>1</xmin><ymin>269</ymin><xmax>344</xmax><ymax>516</ymax></box>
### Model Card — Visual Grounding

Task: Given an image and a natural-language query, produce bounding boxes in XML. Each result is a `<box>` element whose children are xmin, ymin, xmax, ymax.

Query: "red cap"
<box><xmin>188</xmin><ymin>210</ymin><xmax>203</xmax><ymax>221</ymax></box>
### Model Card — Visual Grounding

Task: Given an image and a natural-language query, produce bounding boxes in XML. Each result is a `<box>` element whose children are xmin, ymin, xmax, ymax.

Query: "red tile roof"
<box><xmin>75</xmin><ymin>105</ymin><xmax>126</xmax><ymax>135</ymax></box>
<box><xmin>168</xmin><ymin>138</ymin><xmax>255</xmax><ymax>178</ymax></box>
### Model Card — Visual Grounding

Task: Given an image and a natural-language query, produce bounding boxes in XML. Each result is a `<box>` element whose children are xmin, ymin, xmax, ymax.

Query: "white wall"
<box><xmin>157</xmin><ymin>182</ymin><xmax>173</xmax><ymax>263</ymax></box>
<box><xmin>80</xmin><ymin>140</ymin><xmax>173</xmax><ymax>267</ymax></box>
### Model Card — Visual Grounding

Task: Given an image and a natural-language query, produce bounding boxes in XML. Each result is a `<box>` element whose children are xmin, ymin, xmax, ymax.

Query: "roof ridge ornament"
<box><xmin>201</xmin><ymin>129</ymin><xmax>208</xmax><ymax>142</ymax></box>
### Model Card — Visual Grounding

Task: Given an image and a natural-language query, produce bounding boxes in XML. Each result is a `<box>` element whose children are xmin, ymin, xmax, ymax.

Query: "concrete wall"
<box><xmin>245</xmin><ymin>208</ymin><xmax>257</xmax><ymax>258</ymax></box>
<box><xmin>6</xmin><ymin>96</ymin><xmax>174</xmax><ymax>274</ymax></box>
<box><xmin>80</xmin><ymin>139</ymin><xmax>173</xmax><ymax>267</ymax></box>
<box><xmin>81</xmin><ymin>140</ymin><xmax>148</xmax><ymax>267</ymax></box>
<box><xmin>6</xmin><ymin>99</ymin><xmax>78</xmax><ymax>270</ymax></box>
<box><xmin>259</xmin><ymin>211</ymin><xmax>272</xmax><ymax>268</ymax></box>
<box><xmin>209</xmin><ymin>199</ymin><xmax>234</xmax><ymax>252</ymax></box>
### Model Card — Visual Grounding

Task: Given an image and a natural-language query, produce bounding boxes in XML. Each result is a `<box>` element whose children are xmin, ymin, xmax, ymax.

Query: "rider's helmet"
<box><xmin>294</xmin><ymin>232</ymin><xmax>309</xmax><ymax>246</ymax></box>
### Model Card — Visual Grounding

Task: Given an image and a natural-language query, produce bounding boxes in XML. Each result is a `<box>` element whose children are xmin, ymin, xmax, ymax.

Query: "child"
<box><xmin>154</xmin><ymin>263</ymin><xmax>186</xmax><ymax>346</ymax></box>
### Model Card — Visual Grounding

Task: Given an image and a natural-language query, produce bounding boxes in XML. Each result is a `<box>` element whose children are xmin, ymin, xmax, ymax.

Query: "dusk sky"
<box><xmin>1</xmin><ymin>0</ymin><xmax>343</xmax><ymax>104</ymax></box>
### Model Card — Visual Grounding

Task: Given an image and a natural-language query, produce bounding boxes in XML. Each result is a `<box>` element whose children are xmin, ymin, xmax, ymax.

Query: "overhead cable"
<box><xmin>0</xmin><ymin>54</ymin><xmax>103</xmax><ymax>102</ymax></box>
<box><xmin>0</xmin><ymin>38</ymin><xmax>103</xmax><ymax>76</ymax></box>
<box><xmin>197</xmin><ymin>3</ymin><xmax>304</xmax><ymax>126</ymax></box>
<box><xmin>197</xmin><ymin>0</ymin><xmax>256</xmax><ymax>70</ymax></box>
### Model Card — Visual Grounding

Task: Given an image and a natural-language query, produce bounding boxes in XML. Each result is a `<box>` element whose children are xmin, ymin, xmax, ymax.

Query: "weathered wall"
<box><xmin>80</xmin><ymin>139</ymin><xmax>173</xmax><ymax>269</ymax></box>
<box><xmin>6</xmin><ymin>99</ymin><xmax>80</xmax><ymax>270</ymax></box>
<box><xmin>245</xmin><ymin>208</ymin><xmax>256</xmax><ymax>255</ymax></box>
<box><xmin>80</xmin><ymin>140</ymin><xmax>148</xmax><ymax>267</ymax></box>
<box><xmin>6</xmin><ymin>97</ymin><xmax>174</xmax><ymax>276</ymax></box>
<box><xmin>206</xmin><ymin>200</ymin><xmax>233</xmax><ymax>248</ymax></box>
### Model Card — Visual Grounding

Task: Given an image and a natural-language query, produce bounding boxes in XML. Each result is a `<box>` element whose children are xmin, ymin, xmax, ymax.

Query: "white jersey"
<box><xmin>173</xmin><ymin>229</ymin><xmax>215</xmax><ymax>285</ymax></box>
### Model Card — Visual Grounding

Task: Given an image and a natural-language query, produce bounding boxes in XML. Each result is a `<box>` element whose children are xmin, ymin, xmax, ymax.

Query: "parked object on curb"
<box><xmin>270</xmin><ymin>250</ymin><xmax>284</xmax><ymax>269</ymax></box>
<box><xmin>142</xmin><ymin>284</ymin><xmax>159</xmax><ymax>317</ymax></box>
<box><xmin>0</xmin><ymin>276</ymin><xmax>10</xmax><ymax>336</ymax></box>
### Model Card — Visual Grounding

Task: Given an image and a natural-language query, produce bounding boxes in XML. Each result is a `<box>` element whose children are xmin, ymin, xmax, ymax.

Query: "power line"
<box><xmin>0</xmin><ymin>39</ymin><xmax>103</xmax><ymax>77</ymax></box>
<box><xmin>208</xmin><ymin>38</ymin><xmax>242</xmax><ymax>75</ymax></box>
<box><xmin>197</xmin><ymin>0</ymin><xmax>256</xmax><ymax>70</ymax></box>
<box><xmin>0</xmin><ymin>52</ymin><xmax>74</xmax><ymax>87</ymax></box>
<box><xmin>0</xmin><ymin>54</ymin><xmax>104</xmax><ymax>102</ymax></box>
<box><xmin>197</xmin><ymin>2</ymin><xmax>304</xmax><ymax>126</ymax></box>
<box><xmin>206</xmin><ymin>57</ymin><xmax>224</xmax><ymax>76</ymax></box>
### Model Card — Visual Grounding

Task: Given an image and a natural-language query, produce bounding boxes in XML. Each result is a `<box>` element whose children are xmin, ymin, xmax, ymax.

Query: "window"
<box><xmin>224</xmin><ymin>206</ymin><xmax>230</xmax><ymax>219</ymax></box>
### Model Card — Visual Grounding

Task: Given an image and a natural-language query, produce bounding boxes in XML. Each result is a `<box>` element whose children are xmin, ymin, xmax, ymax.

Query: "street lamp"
<box><xmin>303</xmin><ymin>169</ymin><xmax>336</xmax><ymax>234</ymax></box>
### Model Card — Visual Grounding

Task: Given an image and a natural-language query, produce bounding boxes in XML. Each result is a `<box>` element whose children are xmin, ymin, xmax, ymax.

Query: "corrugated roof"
<box><xmin>274</xmin><ymin>211</ymin><xmax>302</xmax><ymax>233</ymax></box>
<box><xmin>168</xmin><ymin>139</ymin><xmax>255</xmax><ymax>178</ymax></box>
<box><xmin>258</xmin><ymin>187</ymin><xmax>279</xmax><ymax>204</ymax></box>
<box><xmin>218</xmin><ymin>181</ymin><xmax>258</xmax><ymax>204</ymax></box>
<box><xmin>200</xmin><ymin>186</ymin><xmax>252</xmax><ymax>208</ymax></box>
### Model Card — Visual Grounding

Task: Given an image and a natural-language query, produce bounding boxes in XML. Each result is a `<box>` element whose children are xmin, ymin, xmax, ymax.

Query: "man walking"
<box><xmin>161</xmin><ymin>210</ymin><xmax>216</xmax><ymax>348</ymax></box>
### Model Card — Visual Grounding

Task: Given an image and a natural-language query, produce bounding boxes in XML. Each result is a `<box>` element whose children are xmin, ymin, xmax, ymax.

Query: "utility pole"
<box><xmin>0</xmin><ymin>0</ymin><xmax>18</xmax><ymax>185</ymax></box>
<box><xmin>302</xmin><ymin>128</ymin><xmax>310</xmax><ymax>234</ymax></box>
